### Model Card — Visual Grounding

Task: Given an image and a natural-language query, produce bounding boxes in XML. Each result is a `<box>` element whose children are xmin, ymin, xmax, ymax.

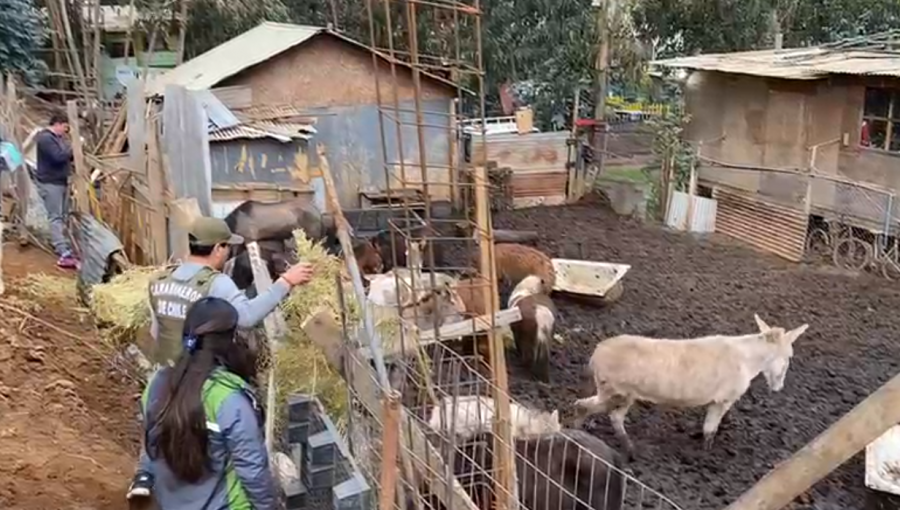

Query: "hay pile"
<box><xmin>90</xmin><ymin>266</ymin><xmax>158</xmax><ymax>346</ymax></box>
<box><xmin>273</xmin><ymin>231</ymin><xmax>358</xmax><ymax>429</ymax></box>
<box><xmin>20</xmin><ymin>273</ymin><xmax>79</xmax><ymax>304</ymax></box>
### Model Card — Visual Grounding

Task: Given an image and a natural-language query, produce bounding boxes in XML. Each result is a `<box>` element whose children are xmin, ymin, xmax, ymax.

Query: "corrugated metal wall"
<box><xmin>209</xmin><ymin>139</ymin><xmax>308</xmax><ymax>185</ymax></box>
<box><xmin>305</xmin><ymin>98</ymin><xmax>453</xmax><ymax>208</ymax></box>
<box><xmin>713</xmin><ymin>187</ymin><xmax>808</xmax><ymax>261</ymax></box>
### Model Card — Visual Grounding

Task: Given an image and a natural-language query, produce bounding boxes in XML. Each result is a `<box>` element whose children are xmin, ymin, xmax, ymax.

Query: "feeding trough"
<box><xmin>551</xmin><ymin>258</ymin><xmax>631</xmax><ymax>305</ymax></box>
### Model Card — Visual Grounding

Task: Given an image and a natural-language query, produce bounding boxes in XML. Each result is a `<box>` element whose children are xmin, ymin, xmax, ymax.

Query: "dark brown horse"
<box><xmin>224</xmin><ymin>198</ymin><xmax>335</xmax><ymax>243</ymax></box>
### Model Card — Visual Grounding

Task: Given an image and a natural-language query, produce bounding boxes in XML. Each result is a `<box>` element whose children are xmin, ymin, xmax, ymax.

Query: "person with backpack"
<box><xmin>141</xmin><ymin>297</ymin><xmax>278</xmax><ymax>509</ymax></box>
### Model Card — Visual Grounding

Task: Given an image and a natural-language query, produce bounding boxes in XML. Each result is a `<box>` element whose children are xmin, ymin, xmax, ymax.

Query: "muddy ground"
<box><xmin>489</xmin><ymin>194</ymin><xmax>900</xmax><ymax>510</ymax></box>
<box><xmin>0</xmin><ymin>247</ymin><xmax>140</xmax><ymax>510</ymax></box>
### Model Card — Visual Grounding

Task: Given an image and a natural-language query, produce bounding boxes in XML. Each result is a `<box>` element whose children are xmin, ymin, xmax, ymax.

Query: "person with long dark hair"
<box><xmin>141</xmin><ymin>297</ymin><xmax>278</xmax><ymax>509</ymax></box>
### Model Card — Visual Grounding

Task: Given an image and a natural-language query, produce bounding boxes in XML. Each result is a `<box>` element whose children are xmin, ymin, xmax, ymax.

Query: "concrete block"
<box><xmin>303</xmin><ymin>462</ymin><xmax>336</xmax><ymax>489</ymax></box>
<box><xmin>306</xmin><ymin>430</ymin><xmax>338</xmax><ymax>467</ymax></box>
<box><xmin>284</xmin><ymin>478</ymin><xmax>308</xmax><ymax>510</ymax></box>
<box><xmin>288</xmin><ymin>421</ymin><xmax>311</xmax><ymax>444</ymax></box>
<box><xmin>333</xmin><ymin>473</ymin><xmax>372</xmax><ymax>510</ymax></box>
<box><xmin>288</xmin><ymin>394</ymin><xmax>314</xmax><ymax>424</ymax></box>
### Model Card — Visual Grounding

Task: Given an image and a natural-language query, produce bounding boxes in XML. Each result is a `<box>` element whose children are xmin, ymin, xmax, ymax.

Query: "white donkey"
<box><xmin>573</xmin><ymin>314</ymin><xmax>809</xmax><ymax>457</ymax></box>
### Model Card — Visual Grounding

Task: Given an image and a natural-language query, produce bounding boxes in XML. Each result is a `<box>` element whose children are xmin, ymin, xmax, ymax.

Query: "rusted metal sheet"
<box><xmin>713</xmin><ymin>187</ymin><xmax>808</xmax><ymax>262</ymax></box>
<box><xmin>74</xmin><ymin>213</ymin><xmax>124</xmax><ymax>303</ymax></box>
<box><xmin>474</xmin><ymin>132</ymin><xmax>570</xmax><ymax>204</ymax></box>
<box><xmin>509</xmin><ymin>170</ymin><xmax>568</xmax><ymax>198</ymax></box>
<box><xmin>472</xmin><ymin>132</ymin><xmax>569</xmax><ymax>172</ymax></box>
<box><xmin>666</xmin><ymin>190</ymin><xmax>717</xmax><ymax>233</ymax></box>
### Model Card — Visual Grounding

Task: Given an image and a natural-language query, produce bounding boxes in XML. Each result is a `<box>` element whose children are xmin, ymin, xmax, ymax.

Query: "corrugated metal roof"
<box><xmin>653</xmin><ymin>47</ymin><xmax>900</xmax><ymax>80</ymax></box>
<box><xmin>209</xmin><ymin>121</ymin><xmax>315</xmax><ymax>143</ymax></box>
<box><xmin>147</xmin><ymin>23</ymin><xmax>323</xmax><ymax>96</ymax></box>
<box><xmin>193</xmin><ymin>89</ymin><xmax>241</xmax><ymax>131</ymax></box>
<box><xmin>146</xmin><ymin>22</ymin><xmax>467</xmax><ymax>97</ymax></box>
<box><xmin>235</xmin><ymin>104</ymin><xmax>320</xmax><ymax>122</ymax></box>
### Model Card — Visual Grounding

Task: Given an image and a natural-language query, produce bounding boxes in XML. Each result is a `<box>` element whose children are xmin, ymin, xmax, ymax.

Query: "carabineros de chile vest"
<box><xmin>147</xmin><ymin>265</ymin><xmax>218</xmax><ymax>365</ymax></box>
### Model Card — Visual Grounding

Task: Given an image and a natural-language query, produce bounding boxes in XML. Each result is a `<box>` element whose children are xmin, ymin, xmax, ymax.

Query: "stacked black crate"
<box><xmin>285</xmin><ymin>394</ymin><xmax>312</xmax><ymax>510</ymax></box>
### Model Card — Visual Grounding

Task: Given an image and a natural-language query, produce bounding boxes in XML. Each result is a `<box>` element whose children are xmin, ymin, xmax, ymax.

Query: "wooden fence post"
<box><xmin>379</xmin><ymin>392</ymin><xmax>401</xmax><ymax>510</ymax></box>
<box><xmin>725</xmin><ymin>372</ymin><xmax>900</xmax><ymax>510</ymax></box>
<box><xmin>66</xmin><ymin>101</ymin><xmax>90</xmax><ymax>215</ymax></box>
<box><xmin>246</xmin><ymin>240</ymin><xmax>288</xmax><ymax>455</ymax></box>
<box><xmin>474</xmin><ymin>165</ymin><xmax>516</xmax><ymax>510</ymax></box>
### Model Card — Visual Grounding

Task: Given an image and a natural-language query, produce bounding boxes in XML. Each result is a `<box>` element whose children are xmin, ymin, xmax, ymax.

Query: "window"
<box><xmin>861</xmin><ymin>87</ymin><xmax>900</xmax><ymax>152</ymax></box>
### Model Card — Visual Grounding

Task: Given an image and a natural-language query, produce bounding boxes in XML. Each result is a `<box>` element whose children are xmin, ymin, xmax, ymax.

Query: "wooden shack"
<box><xmin>146</xmin><ymin>22</ymin><xmax>461</xmax><ymax>211</ymax></box>
<box><xmin>655</xmin><ymin>38</ymin><xmax>900</xmax><ymax>260</ymax></box>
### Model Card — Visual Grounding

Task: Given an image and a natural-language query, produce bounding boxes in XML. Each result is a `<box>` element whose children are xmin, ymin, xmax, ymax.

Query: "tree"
<box><xmin>0</xmin><ymin>0</ymin><xmax>47</xmax><ymax>84</ymax></box>
<box><xmin>632</xmin><ymin>0</ymin><xmax>900</xmax><ymax>59</ymax></box>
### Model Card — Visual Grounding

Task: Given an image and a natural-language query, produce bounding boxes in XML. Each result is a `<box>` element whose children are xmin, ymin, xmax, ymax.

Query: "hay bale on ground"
<box><xmin>90</xmin><ymin>266</ymin><xmax>158</xmax><ymax>346</ymax></box>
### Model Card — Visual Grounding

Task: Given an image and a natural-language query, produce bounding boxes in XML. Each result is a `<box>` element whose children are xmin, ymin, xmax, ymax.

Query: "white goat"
<box><xmin>427</xmin><ymin>395</ymin><xmax>561</xmax><ymax>440</ymax></box>
<box><xmin>573</xmin><ymin>314</ymin><xmax>809</xmax><ymax>457</ymax></box>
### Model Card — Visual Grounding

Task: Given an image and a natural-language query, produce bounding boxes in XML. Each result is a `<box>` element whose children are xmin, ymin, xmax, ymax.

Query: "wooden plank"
<box><xmin>379</xmin><ymin>392</ymin><xmax>401</xmax><ymax>510</ymax></box>
<box><xmin>163</xmin><ymin>85</ymin><xmax>213</xmax><ymax>216</ymax></box>
<box><xmin>413</xmin><ymin>308</ymin><xmax>521</xmax><ymax>344</ymax></box>
<box><xmin>66</xmin><ymin>101</ymin><xmax>90</xmax><ymax>215</ymax></box>
<box><xmin>246</xmin><ymin>240</ymin><xmax>288</xmax><ymax>455</ymax></box>
<box><xmin>726</xmin><ymin>372</ymin><xmax>900</xmax><ymax>510</ymax></box>
<box><xmin>145</xmin><ymin>118</ymin><xmax>168</xmax><ymax>264</ymax></box>
<box><xmin>475</xmin><ymin>165</ymin><xmax>516</xmax><ymax>510</ymax></box>
<box><xmin>168</xmin><ymin>197</ymin><xmax>202</xmax><ymax>261</ymax></box>
<box><xmin>126</xmin><ymin>80</ymin><xmax>146</xmax><ymax>176</ymax></box>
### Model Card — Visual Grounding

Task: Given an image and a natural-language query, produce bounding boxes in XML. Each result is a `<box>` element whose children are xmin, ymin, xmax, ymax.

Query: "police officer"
<box><xmin>129</xmin><ymin>216</ymin><xmax>313</xmax><ymax>499</ymax></box>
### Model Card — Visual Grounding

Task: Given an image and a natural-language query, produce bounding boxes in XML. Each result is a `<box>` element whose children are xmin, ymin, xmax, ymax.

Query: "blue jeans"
<box><xmin>36</xmin><ymin>181</ymin><xmax>72</xmax><ymax>256</ymax></box>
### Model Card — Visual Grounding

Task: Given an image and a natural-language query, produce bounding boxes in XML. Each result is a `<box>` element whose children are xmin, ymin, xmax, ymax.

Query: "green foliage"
<box><xmin>632</xmin><ymin>0</ymin><xmax>900</xmax><ymax>58</ymax></box>
<box><xmin>182</xmin><ymin>0</ymin><xmax>290</xmax><ymax>59</ymax></box>
<box><xmin>642</xmin><ymin>100</ymin><xmax>695</xmax><ymax>219</ymax></box>
<box><xmin>0</xmin><ymin>0</ymin><xmax>47</xmax><ymax>84</ymax></box>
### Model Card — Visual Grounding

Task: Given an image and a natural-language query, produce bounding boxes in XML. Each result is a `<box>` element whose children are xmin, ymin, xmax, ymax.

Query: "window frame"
<box><xmin>861</xmin><ymin>86</ymin><xmax>900</xmax><ymax>153</ymax></box>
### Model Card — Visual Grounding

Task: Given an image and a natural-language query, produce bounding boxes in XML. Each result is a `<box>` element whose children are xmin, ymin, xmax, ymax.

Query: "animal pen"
<box><xmin>305</xmin><ymin>1</ymin><xmax>684</xmax><ymax>510</ymax></box>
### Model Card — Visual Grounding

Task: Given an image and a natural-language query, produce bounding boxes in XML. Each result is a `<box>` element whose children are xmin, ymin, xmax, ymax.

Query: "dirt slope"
<box><xmin>0</xmin><ymin>245</ymin><xmax>140</xmax><ymax>510</ymax></box>
<box><xmin>493</xmin><ymin>195</ymin><xmax>899</xmax><ymax>510</ymax></box>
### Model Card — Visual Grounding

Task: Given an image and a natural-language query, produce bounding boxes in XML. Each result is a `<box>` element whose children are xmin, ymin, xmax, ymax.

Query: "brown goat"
<box><xmin>509</xmin><ymin>275</ymin><xmax>557</xmax><ymax>382</ymax></box>
<box><xmin>494</xmin><ymin>243</ymin><xmax>556</xmax><ymax>293</ymax></box>
<box><xmin>351</xmin><ymin>238</ymin><xmax>384</xmax><ymax>275</ymax></box>
<box><xmin>453</xmin><ymin>275</ymin><xmax>490</xmax><ymax>318</ymax></box>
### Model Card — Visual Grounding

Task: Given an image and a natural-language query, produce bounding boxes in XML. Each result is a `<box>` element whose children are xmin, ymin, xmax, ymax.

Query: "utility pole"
<box><xmin>586</xmin><ymin>0</ymin><xmax>610</xmax><ymax>193</ymax></box>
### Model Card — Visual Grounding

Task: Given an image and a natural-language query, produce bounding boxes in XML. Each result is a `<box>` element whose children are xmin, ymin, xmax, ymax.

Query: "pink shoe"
<box><xmin>57</xmin><ymin>254</ymin><xmax>78</xmax><ymax>269</ymax></box>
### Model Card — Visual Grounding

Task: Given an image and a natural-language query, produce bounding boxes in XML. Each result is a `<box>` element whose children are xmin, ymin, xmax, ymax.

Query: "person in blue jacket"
<box><xmin>141</xmin><ymin>296</ymin><xmax>278</xmax><ymax>509</ymax></box>
<box><xmin>34</xmin><ymin>113</ymin><xmax>78</xmax><ymax>269</ymax></box>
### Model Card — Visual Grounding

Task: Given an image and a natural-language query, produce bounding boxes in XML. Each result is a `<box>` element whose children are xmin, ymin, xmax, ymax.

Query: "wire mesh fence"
<box><xmin>692</xmin><ymin>157</ymin><xmax>900</xmax><ymax>279</ymax></box>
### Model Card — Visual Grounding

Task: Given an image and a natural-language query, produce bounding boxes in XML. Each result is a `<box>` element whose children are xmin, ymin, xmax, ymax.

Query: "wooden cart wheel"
<box><xmin>805</xmin><ymin>228</ymin><xmax>831</xmax><ymax>262</ymax></box>
<box><xmin>832</xmin><ymin>237</ymin><xmax>871</xmax><ymax>272</ymax></box>
<box><xmin>601</xmin><ymin>281</ymin><xmax>625</xmax><ymax>304</ymax></box>
<box><xmin>881</xmin><ymin>258</ymin><xmax>900</xmax><ymax>281</ymax></box>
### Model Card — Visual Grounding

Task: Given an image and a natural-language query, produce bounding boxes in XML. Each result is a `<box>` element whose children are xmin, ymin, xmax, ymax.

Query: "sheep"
<box><xmin>573</xmin><ymin>314</ymin><xmax>809</xmax><ymax>458</ymax></box>
<box><xmin>509</xmin><ymin>275</ymin><xmax>557</xmax><ymax>383</ymax></box>
<box><xmin>494</xmin><ymin>243</ymin><xmax>556</xmax><ymax>294</ymax></box>
<box><xmin>426</xmin><ymin>394</ymin><xmax>561</xmax><ymax>440</ymax></box>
